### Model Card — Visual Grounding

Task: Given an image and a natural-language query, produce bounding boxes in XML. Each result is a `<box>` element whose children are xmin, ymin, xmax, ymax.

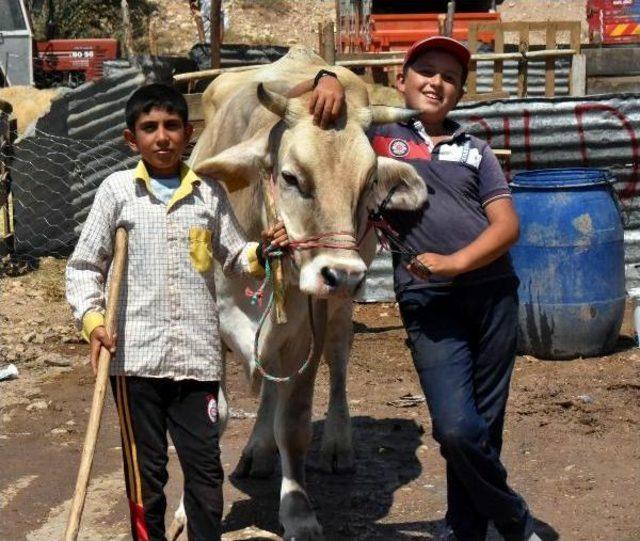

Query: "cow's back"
<box><xmin>196</xmin><ymin>47</ymin><xmax>370</xmax><ymax>156</ymax></box>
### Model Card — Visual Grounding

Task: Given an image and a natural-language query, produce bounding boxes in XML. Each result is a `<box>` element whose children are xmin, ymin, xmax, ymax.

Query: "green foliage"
<box><xmin>31</xmin><ymin>0</ymin><xmax>157</xmax><ymax>52</ymax></box>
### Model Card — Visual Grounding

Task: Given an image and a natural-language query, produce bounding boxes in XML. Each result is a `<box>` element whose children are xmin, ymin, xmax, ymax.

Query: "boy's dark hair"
<box><xmin>125</xmin><ymin>83</ymin><xmax>189</xmax><ymax>131</ymax></box>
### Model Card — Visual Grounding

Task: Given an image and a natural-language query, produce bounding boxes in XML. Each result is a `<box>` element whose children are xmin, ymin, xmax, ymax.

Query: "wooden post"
<box><xmin>211</xmin><ymin>0</ymin><xmax>222</xmax><ymax>69</ymax></box>
<box><xmin>517</xmin><ymin>24</ymin><xmax>529</xmax><ymax>98</ymax></box>
<box><xmin>545</xmin><ymin>23</ymin><xmax>557</xmax><ymax>97</ymax></box>
<box><xmin>493</xmin><ymin>24</ymin><xmax>504</xmax><ymax>95</ymax></box>
<box><xmin>320</xmin><ymin>21</ymin><xmax>336</xmax><ymax>65</ymax></box>
<box><xmin>0</xmin><ymin>100</ymin><xmax>12</xmax><ymax>240</ymax></box>
<box><xmin>569</xmin><ymin>21</ymin><xmax>582</xmax><ymax>96</ymax></box>
<box><xmin>335</xmin><ymin>0</ymin><xmax>341</xmax><ymax>54</ymax></box>
<box><xmin>64</xmin><ymin>228</ymin><xmax>128</xmax><ymax>541</ymax></box>
<box><xmin>445</xmin><ymin>1</ymin><xmax>456</xmax><ymax>37</ymax></box>
<box><xmin>120</xmin><ymin>0</ymin><xmax>135</xmax><ymax>58</ymax></box>
<box><xmin>438</xmin><ymin>14</ymin><xmax>446</xmax><ymax>36</ymax></box>
<box><xmin>570</xmin><ymin>54</ymin><xmax>587</xmax><ymax>96</ymax></box>
<box><xmin>466</xmin><ymin>24</ymin><xmax>478</xmax><ymax>98</ymax></box>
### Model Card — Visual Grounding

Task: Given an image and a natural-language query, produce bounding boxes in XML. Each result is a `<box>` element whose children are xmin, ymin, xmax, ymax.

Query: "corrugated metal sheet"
<box><xmin>475</xmin><ymin>57</ymin><xmax>571</xmax><ymax>97</ymax></box>
<box><xmin>188</xmin><ymin>44</ymin><xmax>289</xmax><ymax>71</ymax></box>
<box><xmin>8</xmin><ymin>75</ymin><xmax>640</xmax><ymax>301</ymax></box>
<box><xmin>361</xmin><ymin>93</ymin><xmax>640</xmax><ymax>301</ymax></box>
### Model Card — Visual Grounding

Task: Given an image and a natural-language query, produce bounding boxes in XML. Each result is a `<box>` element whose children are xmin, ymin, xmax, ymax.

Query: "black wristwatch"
<box><xmin>313</xmin><ymin>69</ymin><xmax>338</xmax><ymax>89</ymax></box>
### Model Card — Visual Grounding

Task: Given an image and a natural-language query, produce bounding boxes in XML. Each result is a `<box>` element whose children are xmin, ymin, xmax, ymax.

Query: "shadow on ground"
<box><xmin>353</xmin><ymin>321</ymin><xmax>404</xmax><ymax>334</ymax></box>
<box><xmin>223</xmin><ymin>415</ymin><xmax>559</xmax><ymax>541</ymax></box>
<box><xmin>224</xmin><ymin>415</ymin><xmax>428</xmax><ymax>540</ymax></box>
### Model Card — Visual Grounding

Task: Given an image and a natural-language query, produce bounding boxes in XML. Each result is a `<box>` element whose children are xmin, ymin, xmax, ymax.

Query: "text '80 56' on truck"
<box><xmin>0</xmin><ymin>0</ymin><xmax>117</xmax><ymax>88</ymax></box>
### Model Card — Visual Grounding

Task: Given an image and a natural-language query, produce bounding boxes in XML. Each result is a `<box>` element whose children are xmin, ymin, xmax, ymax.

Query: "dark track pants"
<box><xmin>111</xmin><ymin>376</ymin><xmax>223</xmax><ymax>541</ymax></box>
<box><xmin>398</xmin><ymin>277</ymin><xmax>533</xmax><ymax>541</ymax></box>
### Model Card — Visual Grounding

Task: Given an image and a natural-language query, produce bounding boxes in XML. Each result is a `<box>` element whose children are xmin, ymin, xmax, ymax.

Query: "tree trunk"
<box><xmin>210</xmin><ymin>0</ymin><xmax>222</xmax><ymax>69</ymax></box>
<box><xmin>121</xmin><ymin>0</ymin><xmax>135</xmax><ymax>58</ymax></box>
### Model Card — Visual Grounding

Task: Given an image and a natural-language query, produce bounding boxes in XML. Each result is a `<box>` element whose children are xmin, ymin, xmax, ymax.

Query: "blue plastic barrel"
<box><xmin>510</xmin><ymin>168</ymin><xmax>625</xmax><ymax>359</ymax></box>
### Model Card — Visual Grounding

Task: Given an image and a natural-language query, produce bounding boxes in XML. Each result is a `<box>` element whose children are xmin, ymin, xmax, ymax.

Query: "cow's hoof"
<box><xmin>280</xmin><ymin>492</ymin><xmax>324</xmax><ymax>541</ymax></box>
<box><xmin>318</xmin><ymin>443</ymin><xmax>355</xmax><ymax>475</ymax></box>
<box><xmin>282</xmin><ymin>521</ymin><xmax>324</xmax><ymax>541</ymax></box>
<box><xmin>232</xmin><ymin>449</ymin><xmax>278</xmax><ymax>479</ymax></box>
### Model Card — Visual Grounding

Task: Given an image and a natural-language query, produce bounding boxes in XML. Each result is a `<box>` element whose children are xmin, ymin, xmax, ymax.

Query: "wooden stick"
<box><xmin>260</xmin><ymin>170</ymin><xmax>287</xmax><ymax>324</ymax></box>
<box><xmin>173</xmin><ymin>64</ymin><xmax>261</xmax><ymax>83</ymax></box>
<box><xmin>64</xmin><ymin>228</ymin><xmax>128</xmax><ymax>541</ymax></box>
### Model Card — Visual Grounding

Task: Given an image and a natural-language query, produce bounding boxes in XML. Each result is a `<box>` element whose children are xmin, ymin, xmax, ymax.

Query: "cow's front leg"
<box><xmin>276</xmin><ymin>360</ymin><xmax>324</xmax><ymax>541</ymax></box>
<box><xmin>319</xmin><ymin>300</ymin><xmax>355</xmax><ymax>474</ymax></box>
<box><xmin>234</xmin><ymin>380</ymin><xmax>279</xmax><ymax>478</ymax></box>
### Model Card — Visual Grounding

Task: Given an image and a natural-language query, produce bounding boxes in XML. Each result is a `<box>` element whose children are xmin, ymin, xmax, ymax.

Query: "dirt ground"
<box><xmin>0</xmin><ymin>258</ymin><xmax>639</xmax><ymax>541</ymax></box>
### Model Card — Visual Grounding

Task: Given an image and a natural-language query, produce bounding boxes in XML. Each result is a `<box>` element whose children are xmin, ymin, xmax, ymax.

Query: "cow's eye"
<box><xmin>281</xmin><ymin>172</ymin><xmax>299</xmax><ymax>187</ymax></box>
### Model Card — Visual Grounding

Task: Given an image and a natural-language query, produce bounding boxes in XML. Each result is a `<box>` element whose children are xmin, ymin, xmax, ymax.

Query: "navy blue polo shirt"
<box><xmin>368</xmin><ymin>118</ymin><xmax>516</xmax><ymax>293</ymax></box>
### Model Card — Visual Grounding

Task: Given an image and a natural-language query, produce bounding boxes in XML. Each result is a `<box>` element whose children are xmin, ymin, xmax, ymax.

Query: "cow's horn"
<box><xmin>257</xmin><ymin>83</ymin><xmax>288</xmax><ymax>118</ymax></box>
<box><xmin>371</xmin><ymin>105</ymin><xmax>420</xmax><ymax>125</ymax></box>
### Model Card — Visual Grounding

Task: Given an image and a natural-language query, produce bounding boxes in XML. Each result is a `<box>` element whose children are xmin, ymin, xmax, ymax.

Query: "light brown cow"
<box><xmin>172</xmin><ymin>47</ymin><xmax>427</xmax><ymax>541</ymax></box>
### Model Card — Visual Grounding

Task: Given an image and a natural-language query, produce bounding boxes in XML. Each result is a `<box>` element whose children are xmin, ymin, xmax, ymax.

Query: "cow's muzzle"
<box><xmin>298</xmin><ymin>253</ymin><xmax>367</xmax><ymax>298</ymax></box>
<box><xmin>321</xmin><ymin>266</ymin><xmax>366</xmax><ymax>296</ymax></box>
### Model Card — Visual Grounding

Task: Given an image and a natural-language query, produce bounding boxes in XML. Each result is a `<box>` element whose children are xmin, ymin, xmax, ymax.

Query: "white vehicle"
<box><xmin>0</xmin><ymin>0</ymin><xmax>34</xmax><ymax>86</ymax></box>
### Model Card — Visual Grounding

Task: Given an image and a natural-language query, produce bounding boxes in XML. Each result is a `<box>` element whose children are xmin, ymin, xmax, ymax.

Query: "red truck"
<box><xmin>34</xmin><ymin>38</ymin><xmax>118</xmax><ymax>87</ymax></box>
<box><xmin>588</xmin><ymin>0</ymin><xmax>640</xmax><ymax>44</ymax></box>
<box><xmin>337</xmin><ymin>0</ymin><xmax>502</xmax><ymax>54</ymax></box>
<box><xmin>0</xmin><ymin>0</ymin><xmax>118</xmax><ymax>88</ymax></box>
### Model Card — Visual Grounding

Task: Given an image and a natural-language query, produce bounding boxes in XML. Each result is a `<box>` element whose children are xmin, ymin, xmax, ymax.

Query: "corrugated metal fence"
<box><xmin>10</xmin><ymin>68</ymin><xmax>143</xmax><ymax>255</ymax></box>
<box><xmin>7</xmin><ymin>73</ymin><xmax>639</xmax><ymax>298</ymax></box>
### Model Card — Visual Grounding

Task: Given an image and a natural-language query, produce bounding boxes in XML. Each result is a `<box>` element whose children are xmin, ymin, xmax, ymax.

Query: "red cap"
<box><xmin>403</xmin><ymin>36</ymin><xmax>471</xmax><ymax>80</ymax></box>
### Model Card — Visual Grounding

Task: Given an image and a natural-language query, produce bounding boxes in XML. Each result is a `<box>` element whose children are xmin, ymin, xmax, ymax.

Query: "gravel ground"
<box><xmin>1</xmin><ymin>258</ymin><xmax>639</xmax><ymax>540</ymax></box>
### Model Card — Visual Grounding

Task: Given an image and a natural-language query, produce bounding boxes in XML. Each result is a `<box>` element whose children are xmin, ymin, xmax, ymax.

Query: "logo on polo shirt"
<box><xmin>206</xmin><ymin>394</ymin><xmax>218</xmax><ymax>423</ymax></box>
<box><xmin>389</xmin><ymin>138</ymin><xmax>409</xmax><ymax>157</ymax></box>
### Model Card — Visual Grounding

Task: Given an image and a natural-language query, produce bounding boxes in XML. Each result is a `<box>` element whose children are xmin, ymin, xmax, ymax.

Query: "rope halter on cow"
<box><xmin>249</xmin><ymin>174</ymin><xmax>428</xmax><ymax>383</ymax></box>
<box><xmin>287</xmin><ymin>231</ymin><xmax>359</xmax><ymax>252</ymax></box>
<box><xmin>248</xmin><ymin>245</ymin><xmax>317</xmax><ymax>384</ymax></box>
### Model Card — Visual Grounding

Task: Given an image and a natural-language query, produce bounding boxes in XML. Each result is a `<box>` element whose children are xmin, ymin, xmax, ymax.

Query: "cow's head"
<box><xmin>194</xmin><ymin>83</ymin><xmax>427</xmax><ymax>298</ymax></box>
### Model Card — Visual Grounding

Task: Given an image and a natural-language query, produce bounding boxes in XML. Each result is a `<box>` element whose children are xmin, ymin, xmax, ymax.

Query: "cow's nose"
<box><xmin>321</xmin><ymin>267</ymin><xmax>366</xmax><ymax>293</ymax></box>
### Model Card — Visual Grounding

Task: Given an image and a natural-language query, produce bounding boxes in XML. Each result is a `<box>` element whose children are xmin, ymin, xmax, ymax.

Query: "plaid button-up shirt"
<box><xmin>66</xmin><ymin>161</ymin><xmax>263</xmax><ymax>381</ymax></box>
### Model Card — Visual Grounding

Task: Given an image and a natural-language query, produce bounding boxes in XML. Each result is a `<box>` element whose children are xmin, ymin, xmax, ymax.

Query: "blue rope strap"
<box><xmin>251</xmin><ymin>252</ymin><xmax>314</xmax><ymax>384</ymax></box>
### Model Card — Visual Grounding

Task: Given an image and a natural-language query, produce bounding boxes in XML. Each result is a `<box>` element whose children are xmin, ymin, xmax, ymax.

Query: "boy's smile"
<box><xmin>397</xmin><ymin>50</ymin><xmax>465</xmax><ymax>132</ymax></box>
<box><xmin>124</xmin><ymin>107</ymin><xmax>193</xmax><ymax>176</ymax></box>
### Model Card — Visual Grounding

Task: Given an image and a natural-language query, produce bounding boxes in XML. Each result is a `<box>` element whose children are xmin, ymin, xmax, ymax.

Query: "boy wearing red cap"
<box><xmin>298</xmin><ymin>36</ymin><xmax>541</xmax><ymax>540</ymax></box>
<box><xmin>366</xmin><ymin>37</ymin><xmax>541</xmax><ymax>541</ymax></box>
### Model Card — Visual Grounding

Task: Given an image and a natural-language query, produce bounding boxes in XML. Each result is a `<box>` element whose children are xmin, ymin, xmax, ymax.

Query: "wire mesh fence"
<box><xmin>9</xmin><ymin>129</ymin><xmax>136</xmax><ymax>257</ymax></box>
<box><xmin>0</xmin><ymin>129</ymin><xmax>201</xmax><ymax>263</ymax></box>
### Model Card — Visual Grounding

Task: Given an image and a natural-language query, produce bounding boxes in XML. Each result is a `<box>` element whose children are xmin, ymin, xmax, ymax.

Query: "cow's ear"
<box><xmin>192</xmin><ymin>129</ymin><xmax>270</xmax><ymax>192</ymax></box>
<box><xmin>371</xmin><ymin>156</ymin><xmax>427</xmax><ymax>211</ymax></box>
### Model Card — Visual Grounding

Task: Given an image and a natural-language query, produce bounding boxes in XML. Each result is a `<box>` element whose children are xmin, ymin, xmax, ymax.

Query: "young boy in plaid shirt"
<box><xmin>65</xmin><ymin>83</ymin><xmax>288</xmax><ymax>541</ymax></box>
